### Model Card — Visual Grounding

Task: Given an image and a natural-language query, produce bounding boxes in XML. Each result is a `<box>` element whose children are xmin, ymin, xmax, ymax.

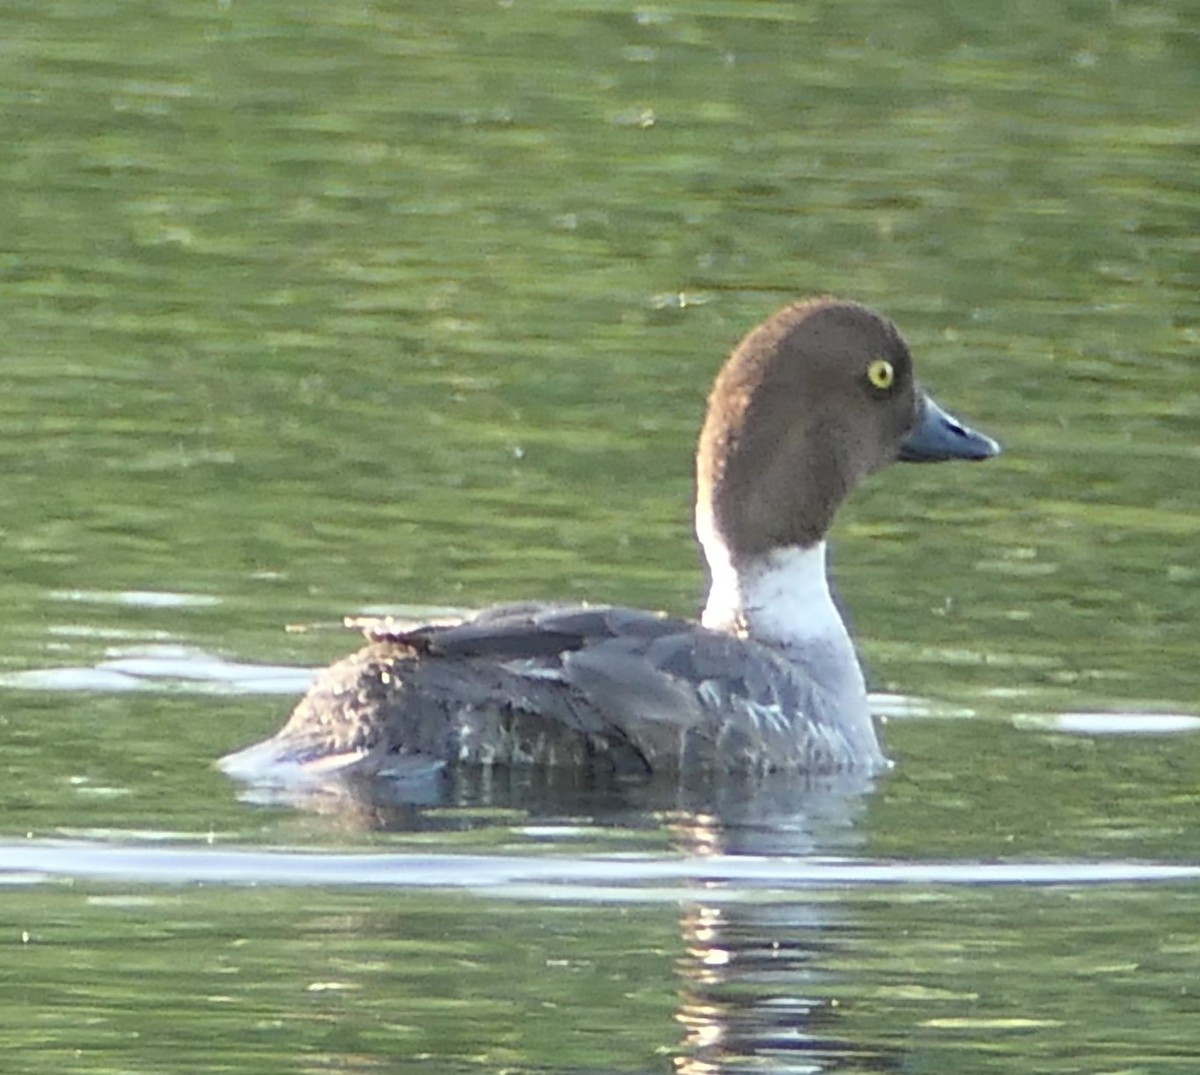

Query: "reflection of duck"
<box><xmin>668</xmin><ymin>774</ymin><xmax>890</xmax><ymax>1074</ymax></box>
<box><xmin>674</xmin><ymin>896</ymin><xmax>894</xmax><ymax>1075</ymax></box>
<box><xmin>222</xmin><ymin>298</ymin><xmax>997</xmax><ymax>783</ymax></box>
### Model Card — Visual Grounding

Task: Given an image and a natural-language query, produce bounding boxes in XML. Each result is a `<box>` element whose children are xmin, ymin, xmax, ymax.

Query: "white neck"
<box><xmin>695</xmin><ymin>516</ymin><xmax>876</xmax><ymax>761</ymax></box>
<box><xmin>694</xmin><ymin>517</ymin><xmax>879</xmax><ymax>766</ymax></box>
<box><xmin>698</xmin><ymin>519</ymin><xmax>862</xmax><ymax>683</ymax></box>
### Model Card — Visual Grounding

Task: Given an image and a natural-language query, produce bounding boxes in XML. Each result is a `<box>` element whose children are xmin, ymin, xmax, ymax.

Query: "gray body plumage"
<box><xmin>261</xmin><ymin>603</ymin><xmax>879</xmax><ymax>777</ymax></box>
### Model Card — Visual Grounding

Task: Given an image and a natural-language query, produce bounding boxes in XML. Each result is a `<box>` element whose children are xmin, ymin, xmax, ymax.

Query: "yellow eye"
<box><xmin>867</xmin><ymin>358</ymin><xmax>895</xmax><ymax>391</ymax></box>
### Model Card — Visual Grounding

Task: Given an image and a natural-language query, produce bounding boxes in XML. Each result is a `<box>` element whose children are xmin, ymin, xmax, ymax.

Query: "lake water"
<box><xmin>1</xmin><ymin>1</ymin><xmax>1198</xmax><ymax>1071</ymax></box>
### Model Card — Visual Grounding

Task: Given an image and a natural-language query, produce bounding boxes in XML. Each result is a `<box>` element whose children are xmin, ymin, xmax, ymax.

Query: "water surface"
<box><xmin>0</xmin><ymin>0</ymin><xmax>1197</xmax><ymax>1071</ymax></box>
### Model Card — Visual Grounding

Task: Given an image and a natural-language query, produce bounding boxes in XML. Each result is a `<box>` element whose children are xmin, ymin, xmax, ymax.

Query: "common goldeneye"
<box><xmin>221</xmin><ymin>297</ymin><xmax>998</xmax><ymax>781</ymax></box>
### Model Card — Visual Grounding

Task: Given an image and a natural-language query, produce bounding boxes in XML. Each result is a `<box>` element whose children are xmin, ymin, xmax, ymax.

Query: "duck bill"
<box><xmin>899</xmin><ymin>392</ymin><xmax>1000</xmax><ymax>463</ymax></box>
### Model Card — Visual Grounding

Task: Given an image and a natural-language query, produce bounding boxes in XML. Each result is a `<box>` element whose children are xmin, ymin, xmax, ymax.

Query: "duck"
<box><xmin>221</xmin><ymin>297</ymin><xmax>999</xmax><ymax>783</ymax></box>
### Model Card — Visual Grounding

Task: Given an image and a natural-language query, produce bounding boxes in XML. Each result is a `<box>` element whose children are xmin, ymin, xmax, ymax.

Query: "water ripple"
<box><xmin>1</xmin><ymin>842</ymin><xmax>1197</xmax><ymax>901</ymax></box>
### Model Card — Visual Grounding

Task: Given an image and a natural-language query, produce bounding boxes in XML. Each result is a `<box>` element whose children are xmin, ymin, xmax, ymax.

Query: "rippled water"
<box><xmin>1</xmin><ymin>0</ymin><xmax>1198</xmax><ymax>1071</ymax></box>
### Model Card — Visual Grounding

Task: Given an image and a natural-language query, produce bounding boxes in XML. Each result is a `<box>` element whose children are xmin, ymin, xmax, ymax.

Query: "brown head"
<box><xmin>696</xmin><ymin>298</ymin><xmax>997</xmax><ymax>563</ymax></box>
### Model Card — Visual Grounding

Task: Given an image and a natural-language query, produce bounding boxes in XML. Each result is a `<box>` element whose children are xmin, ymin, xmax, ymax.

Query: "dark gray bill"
<box><xmin>899</xmin><ymin>392</ymin><xmax>1000</xmax><ymax>463</ymax></box>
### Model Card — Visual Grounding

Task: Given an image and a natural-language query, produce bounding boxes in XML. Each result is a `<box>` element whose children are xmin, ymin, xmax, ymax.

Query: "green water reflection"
<box><xmin>0</xmin><ymin>0</ymin><xmax>1197</xmax><ymax>1072</ymax></box>
<box><xmin>3</xmin><ymin>875</ymin><xmax>1199</xmax><ymax>1072</ymax></box>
